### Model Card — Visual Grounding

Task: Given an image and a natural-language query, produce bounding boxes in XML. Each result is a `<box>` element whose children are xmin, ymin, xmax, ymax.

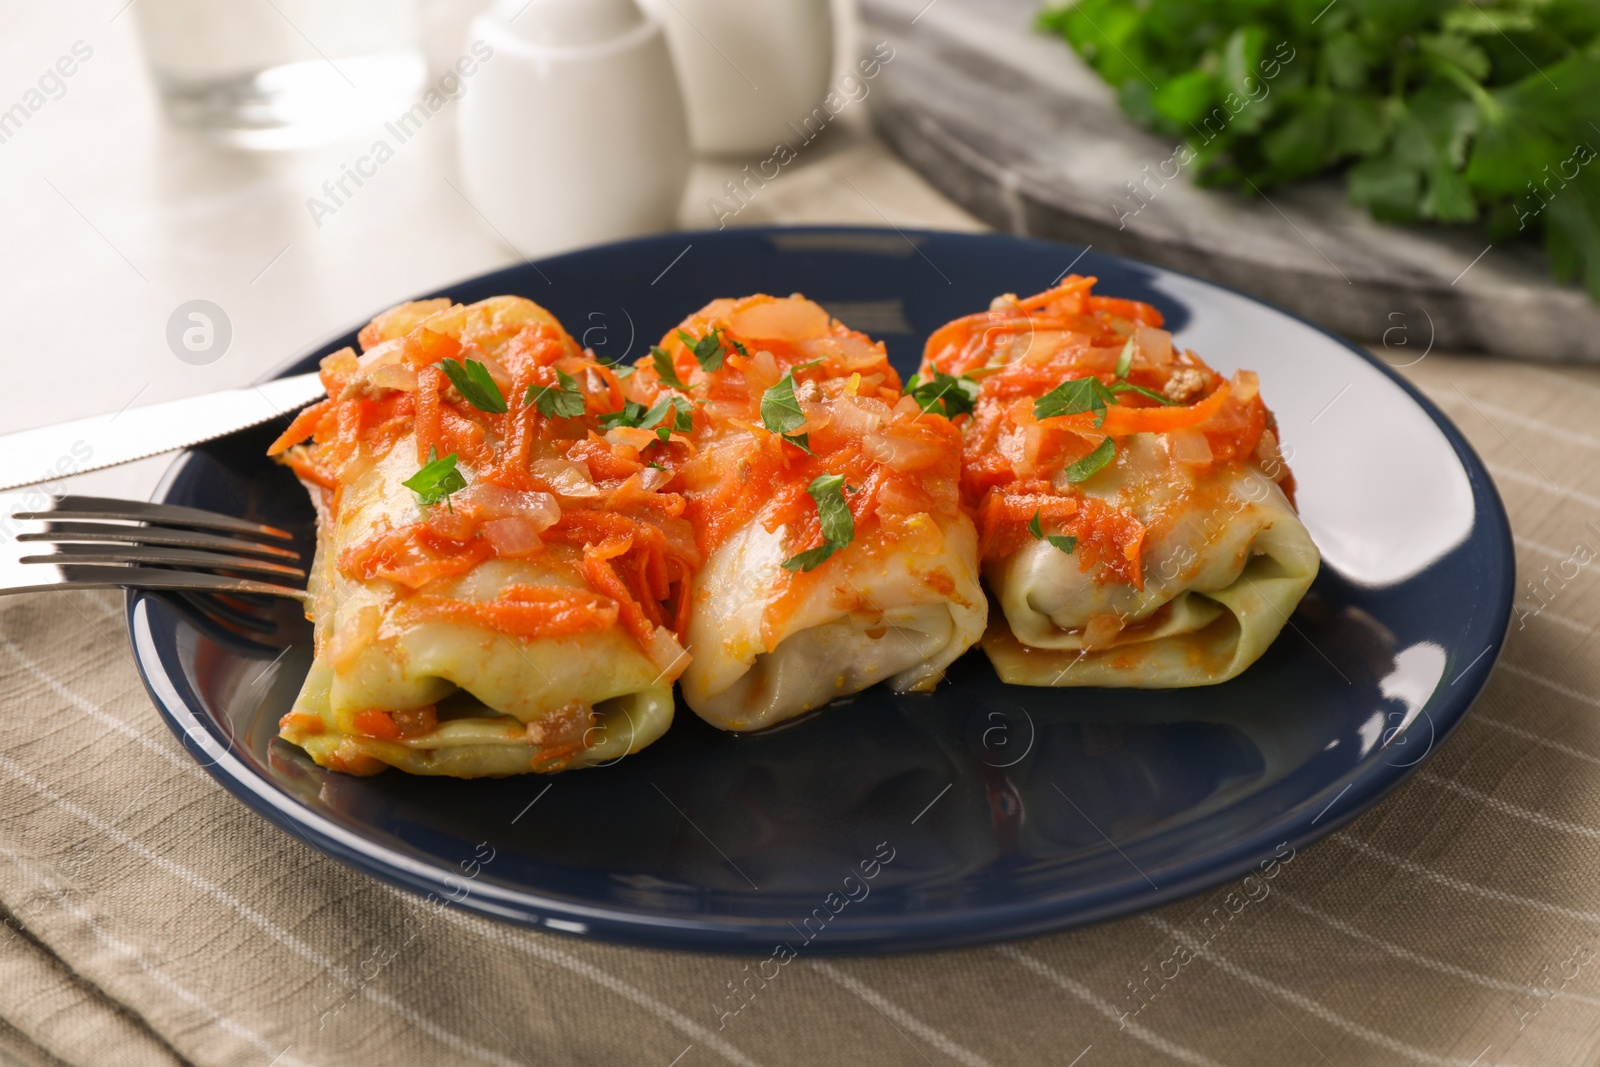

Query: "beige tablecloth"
<box><xmin>6</xmin><ymin>107</ymin><xmax>1600</xmax><ymax>1067</ymax></box>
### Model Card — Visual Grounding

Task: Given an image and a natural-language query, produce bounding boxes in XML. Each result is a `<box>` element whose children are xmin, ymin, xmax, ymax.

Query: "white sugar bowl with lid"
<box><xmin>457</xmin><ymin>0</ymin><xmax>690</xmax><ymax>257</ymax></box>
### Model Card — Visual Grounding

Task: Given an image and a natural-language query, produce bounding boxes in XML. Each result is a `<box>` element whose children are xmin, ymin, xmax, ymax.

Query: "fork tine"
<box><xmin>19</xmin><ymin>544</ymin><xmax>306</xmax><ymax>580</ymax></box>
<box><xmin>16</xmin><ymin>522</ymin><xmax>301</xmax><ymax>561</ymax></box>
<box><xmin>5</xmin><ymin>565</ymin><xmax>307</xmax><ymax>599</ymax></box>
<box><xmin>12</xmin><ymin>496</ymin><xmax>294</xmax><ymax>541</ymax></box>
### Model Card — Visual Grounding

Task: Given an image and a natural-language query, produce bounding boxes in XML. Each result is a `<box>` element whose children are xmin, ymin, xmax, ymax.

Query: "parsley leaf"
<box><xmin>1109</xmin><ymin>381</ymin><xmax>1177</xmax><ymax>406</ymax></box>
<box><xmin>760</xmin><ymin>369</ymin><xmax>814</xmax><ymax>452</ymax></box>
<box><xmin>1113</xmin><ymin>338</ymin><xmax>1135</xmax><ymax>379</ymax></box>
<box><xmin>905</xmin><ymin>370</ymin><xmax>980</xmax><ymax>418</ymax></box>
<box><xmin>651</xmin><ymin>346</ymin><xmax>688</xmax><ymax>390</ymax></box>
<box><xmin>439</xmin><ymin>358</ymin><xmax>508</xmax><ymax>414</ymax></box>
<box><xmin>1039</xmin><ymin>0</ymin><xmax>1600</xmax><ymax>299</ymax></box>
<box><xmin>1028</xmin><ymin>508</ymin><xmax>1079</xmax><ymax>555</ymax></box>
<box><xmin>403</xmin><ymin>448</ymin><xmax>467</xmax><ymax>508</ymax></box>
<box><xmin>525</xmin><ymin>368</ymin><xmax>586</xmax><ymax>419</ymax></box>
<box><xmin>1033</xmin><ymin>376</ymin><xmax>1117</xmax><ymax>425</ymax></box>
<box><xmin>676</xmin><ymin>328</ymin><xmax>745</xmax><ymax>374</ymax></box>
<box><xmin>1062</xmin><ymin>437</ymin><xmax>1116</xmax><ymax>483</ymax></box>
<box><xmin>598</xmin><ymin>399</ymin><xmax>649</xmax><ymax>431</ymax></box>
<box><xmin>598</xmin><ymin>394</ymin><xmax>692</xmax><ymax>441</ymax></box>
<box><xmin>781</xmin><ymin>473</ymin><xmax>855</xmax><ymax>572</ymax></box>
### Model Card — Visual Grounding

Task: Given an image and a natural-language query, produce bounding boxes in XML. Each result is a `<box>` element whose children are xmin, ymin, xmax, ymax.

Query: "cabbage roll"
<box><xmin>920</xmin><ymin>276</ymin><xmax>1319</xmax><ymax>687</ymax></box>
<box><xmin>633</xmin><ymin>295</ymin><xmax>986</xmax><ymax>730</ymax></box>
<box><xmin>270</xmin><ymin>296</ymin><xmax>694</xmax><ymax>775</ymax></box>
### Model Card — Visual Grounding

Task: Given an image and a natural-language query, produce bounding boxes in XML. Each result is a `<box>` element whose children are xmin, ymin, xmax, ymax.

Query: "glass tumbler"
<box><xmin>134</xmin><ymin>0</ymin><xmax>426</xmax><ymax>149</ymax></box>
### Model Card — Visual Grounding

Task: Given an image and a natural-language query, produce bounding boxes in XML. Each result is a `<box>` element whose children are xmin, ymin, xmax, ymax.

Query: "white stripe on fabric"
<box><xmin>1330</xmin><ymin>835</ymin><xmax>1600</xmax><ymax>926</ymax></box>
<box><xmin>1443</xmin><ymin>393</ymin><xmax>1600</xmax><ymax>452</ymax></box>
<box><xmin>0</xmin><ymin>752</ymin><xmax>526</xmax><ymax>1067</ymax></box>
<box><xmin>433</xmin><ymin>906</ymin><xmax>768</xmax><ymax>1067</ymax></box>
<box><xmin>1418</xmin><ymin>771</ymin><xmax>1600</xmax><ymax>842</ymax></box>
<box><xmin>1514</xmin><ymin>534</ymin><xmax>1578</xmax><ymax>562</ymax></box>
<box><xmin>1522</xmin><ymin>367</ymin><xmax>1600</xmax><ymax>405</ymax></box>
<box><xmin>812</xmin><ymin>961</ymin><xmax>995</xmax><ymax>1067</ymax></box>
<box><xmin>1518</xmin><ymin>609</ymin><xmax>1597</xmax><ymax>637</ymax></box>
<box><xmin>1145</xmin><ymin>918</ymin><xmax>1526</xmax><ymax>1067</ymax></box>
<box><xmin>1470</xmin><ymin>714</ymin><xmax>1600</xmax><ymax>770</ymax></box>
<box><xmin>1274</xmin><ymin>891</ymin><xmax>1600</xmax><ymax>1008</ymax></box>
<box><xmin>1486</xmin><ymin>463</ymin><xmax>1600</xmax><ymax>511</ymax></box>
<box><xmin>1498</xmin><ymin>663</ymin><xmax>1600</xmax><ymax>710</ymax></box>
<box><xmin>995</xmin><ymin>945</ymin><xmax>1233</xmax><ymax>1067</ymax></box>
<box><xmin>0</xmin><ymin>843</ymin><xmax>311</xmax><ymax>1067</ymax></box>
<box><xmin>0</xmin><ymin>635</ymin><xmax>200</xmax><ymax>777</ymax></box>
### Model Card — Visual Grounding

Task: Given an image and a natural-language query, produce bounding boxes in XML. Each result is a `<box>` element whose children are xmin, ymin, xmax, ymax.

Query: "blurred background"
<box><xmin>5</xmin><ymin>0</ymin><xmax>1599</xmax><ymax>504</ymax></box>
<box><xmin>0</xmin><ymin>0</ymin><xmax>973</xmax><ymax>507</ymax></box>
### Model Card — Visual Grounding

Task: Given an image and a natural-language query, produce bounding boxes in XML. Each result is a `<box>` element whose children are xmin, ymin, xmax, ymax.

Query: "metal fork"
<box><xmin>2</xmin><ymin>496</ymin><xmax>307</xmax><ymax>599</ymax></box>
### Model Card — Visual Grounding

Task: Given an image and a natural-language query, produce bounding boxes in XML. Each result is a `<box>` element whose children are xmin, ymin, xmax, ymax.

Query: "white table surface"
<box><xmin>0</xmin><ymin>0</ymin><xmax>978</xmax><ymax>505</ymax></box>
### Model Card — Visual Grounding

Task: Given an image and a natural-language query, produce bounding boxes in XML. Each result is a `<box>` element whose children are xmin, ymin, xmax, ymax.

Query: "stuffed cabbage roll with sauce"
<box><xmin>632</xmin><ymin>294</ymin><xmax>986</xmax><ymax>731</ymax></box>
<box><xmin>269</xmin><ymin>296</ymin><xmax>695</xmax><ymax>776</ymax></box>
<box><xmin>920</xmin><ymin>276</ymin><xmax>1319</xmax><ymax>687</ymax></box>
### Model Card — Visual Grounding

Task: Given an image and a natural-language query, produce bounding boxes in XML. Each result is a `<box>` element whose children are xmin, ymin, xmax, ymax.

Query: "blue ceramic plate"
<box><xmin>127</xmin><ymin>227</ymin><xmax>1513</xmax><ymax>954</ymax></box>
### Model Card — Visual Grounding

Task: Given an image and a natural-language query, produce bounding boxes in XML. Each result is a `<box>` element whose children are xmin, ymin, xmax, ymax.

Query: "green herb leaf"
<box><xmin>676</xmin><ymin>328</ymin><xmax>743</xmax><ymax>374</ymax></box>
<box><xmin>1113</xmin><ymin>338</ymin><xmax>1135</xmax><ymax>379</ymax></box>
<box><xmin>1028</xmin><ymin>509</ymin><xmax>1078</xmax><ymax>555</ymax></box>
<box><xmin>905</xmin><ymin>370</ymin><xmax>980</xmax><ymax>419</ymax></box>
<box><xmin>1039</xmin><ymin>0</ymin><xmax>1600</xmax><ymax>301</ymax></box>
<box><xmin>440</xmin><ymin>358</ymin><xmax>508</xmax><ymax>414</ymax></box>
<box><xmin>1033</xmin><ymin>376</ymin><xmax>1117</xmax><ymax>425</ymax></box>
<box><xmin>761</xmin><ymin>369</ymin><xmax>810</xmax><ymax>450</ymax></box>
<box><xmin>1109</xmin><ymin>381</ymin><xmax>1178</xmax><ymax>405</ymax></box>
<box><xmin>525</xmin><ymin>368</ymin><xmax>586</xmax><ymax>419</ymax></box>
<box><xmin>403</xmin><ymin>448</ymin><xmax>467</xmax><ymax>507</ymax></box>
<box><xmin>600</xmin><ymin>395</ymin><xmax>692</xmax><ymax>440</ymax></box>
<box><xmin>598</xmin><ymin>399</ymin><xmax>649</xmax><ymax>431</ymax></box>
<box><xmin>1061</xmin><ymin>437</ymin><xmax>1116</xmax><ymax>484</ymax></box>
<box><xmin>781</xmin><ymin>473</ymin><xmax>855</xmax><ymax>572</ymax></box>
<box><xmin>651</xmin><ymin>346</ymin><xmax>688</xmax><ymax>390</ymax></box>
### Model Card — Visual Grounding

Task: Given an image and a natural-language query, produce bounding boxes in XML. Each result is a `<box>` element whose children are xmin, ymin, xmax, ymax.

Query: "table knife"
<box><xmin>0</xmin><ymin>372</ymin><xmax>325</xmax><ymax>493</ymax></box>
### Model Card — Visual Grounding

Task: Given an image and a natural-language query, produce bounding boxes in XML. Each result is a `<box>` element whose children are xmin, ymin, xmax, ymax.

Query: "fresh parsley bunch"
<box><xmin>1039</xmin><ymin>0</ymin><xmax>1600</xmax><ymax>296</ymax></box>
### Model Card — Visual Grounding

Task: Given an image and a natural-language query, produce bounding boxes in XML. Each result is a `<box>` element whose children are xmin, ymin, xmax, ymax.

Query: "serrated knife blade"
<box><xmin>0</xmin><ymin>372</ymin><xmax>325</xmax><ymax>493</ymax></box>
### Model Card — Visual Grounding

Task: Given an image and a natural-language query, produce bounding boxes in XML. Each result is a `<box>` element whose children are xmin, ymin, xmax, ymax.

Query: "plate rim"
<box><xmin>125</xmin><ymin>224</ymin><xmax>1515</xmax><ymax>955</ymax></box>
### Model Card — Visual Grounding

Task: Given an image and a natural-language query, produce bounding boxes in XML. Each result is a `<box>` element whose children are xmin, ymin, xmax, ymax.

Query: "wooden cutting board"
<box><xmin>861</xmin><ymin>0</ymin><xmax>1600</xmax><ymax>362</ymax></box>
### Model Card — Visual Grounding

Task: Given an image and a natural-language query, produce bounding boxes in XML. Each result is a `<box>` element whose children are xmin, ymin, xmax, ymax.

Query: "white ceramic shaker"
<box><xmin>641</xmin><ymin>0</ymin><xmax>834</xmax><ymax>155</ymax></box>
<box><xmin>457</xmin><ymin>0</ymin><xmax>691</xmax><ymax>256</ymax></box>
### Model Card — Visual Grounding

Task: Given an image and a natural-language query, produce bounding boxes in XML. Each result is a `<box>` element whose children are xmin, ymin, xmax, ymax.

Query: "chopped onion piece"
<box><xmin>457</xmin><ymin>483</ymin><xmax>561</xmax><ymax>527</ymax></box>
<box><xmin>1231</xmin><ymin>370</ymin><xmax>1260</xmax><ymax>403</ymax></box>
<box><xmin>645</xmin><ymin>625</ymin><xmax>690</xmax><ymax>681</ymax></box>
<box><xmin>1134</xmin><ymin>325</ymin><xmax>1173</xmax><ymax>366</ymax></box>
<box><xmin>1170</xmin><ymin>429</ymin><xmax>1213</xmax><ymax>467</ymax></box>
<box><xmin>369</xmin><ymin>363</ymin><xmax>418</xmax><ymax>393</ymax></box>
<box><xmin>865</xmin><ymin>429</ymin><xmax>946</xmax><ymax>472</ymax></box>
<box><xmin>532</xmin><ymin>458</ymin><xmax>603</xmax><ymax>498</ymax></box>
<box><xmin>481</xmin><ymin>516</ymin><xmax>546</xmax><ymax>558</ymax></box>
<box><xmin>827</xmin><ymin>395</ymin><xmax>888</xmax><ymax>438</ymax></box>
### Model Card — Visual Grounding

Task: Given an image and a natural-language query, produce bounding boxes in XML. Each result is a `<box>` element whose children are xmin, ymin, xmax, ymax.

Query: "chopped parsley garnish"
<box><xmin>403</xmin><ymin>448</ymin><xmax>467</xmax><ymax>508</ymax></box>
<box><xmin>651</xmin><ymin>346</ymin><xmax>688</xmax><ymax>390</ymax></box>
<box><xmin>781</xmin><ymin>474</ymin><xmax>855</xmax><ymax>572</ymax></box>
<box><xmin>676</xmin><ymin>328</ymin><xmax>746</xmax><ymax>374</ymax></box>
<box><xmin>1028</xmin><ymin>509</ymin><xmax>1078</xmax><ymax>555</ymax></box>
<box><xmin>1034</xmin><ymin>376</ymin><xmax>1118</xmax><ymax>425</ymax></box>
<box><xmin>1033</xmin><ymin>374</ymin><xmax>1177</xmax><ymax>423</ymax></box>
<box><xmin>1114</xmin><ymin>337</ymin><xmax>1135</xmax><ymax>379</ymax></box>
<box><xmin>904</xmin><ymin>370</ymin><xmax>979</xmax><ymax>419</ymax></box>
<box><xmin>1061</xmin><ymin>436</ymin><xmax>1116</xmax><ymax>483</ymax></box>
<box><xmin>759</xmin><ymin>369</ymin><xmax>813</xmax><ymax>453</ymax></box>
<box><xmin>599</xmin><ymin>394</ymin><xmax>692</xmax><ymax>442</ymax></box>
<box><xmin>525</xmin><ymin>368</ymin><xmax>585</xmax><ymax>419</ymax></box>
<box><xmin>439</xmin><ymin>358</ymin><xmax>507</xmax><ymax>414</ymax></box>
